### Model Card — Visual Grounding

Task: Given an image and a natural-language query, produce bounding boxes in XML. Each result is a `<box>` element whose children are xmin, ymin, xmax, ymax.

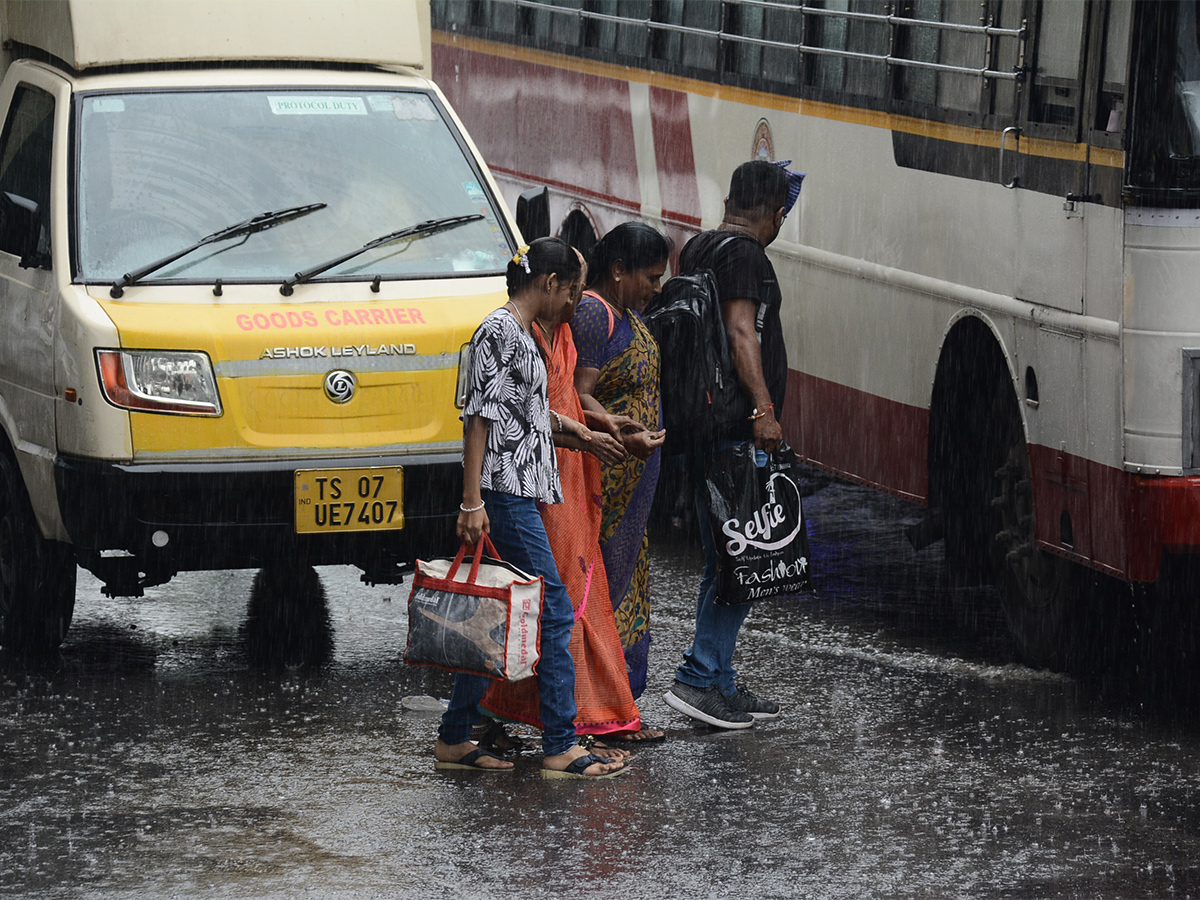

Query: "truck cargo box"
<box><xmin>0</xmin><ymin>0</ymin><xmax>429</xmax><ymax>71</ymax></box>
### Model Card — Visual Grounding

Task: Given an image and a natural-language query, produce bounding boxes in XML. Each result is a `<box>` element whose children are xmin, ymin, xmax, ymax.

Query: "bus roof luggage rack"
<box><xmin>507</xmin><ymin>0</ymin><xmax>1025</xmax><ymax>83</ymax></box>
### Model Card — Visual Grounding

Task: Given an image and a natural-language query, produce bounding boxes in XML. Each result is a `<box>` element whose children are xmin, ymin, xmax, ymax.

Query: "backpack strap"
<box><xmin>708</xmin><ymin>233</ymin><xmax>768</xmax><ymax>336</ymax></box>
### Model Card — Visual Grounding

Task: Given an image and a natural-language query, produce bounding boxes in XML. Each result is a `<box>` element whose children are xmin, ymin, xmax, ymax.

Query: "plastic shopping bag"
<box><xmin>403</xmin><ymin>534</ymin><xmax>543</xmax><ymax>680</ymax></box>
<box><xmin>705</xmin><ymin>442</ymin><xmax>815</xmax><ymax>605</ymax></box>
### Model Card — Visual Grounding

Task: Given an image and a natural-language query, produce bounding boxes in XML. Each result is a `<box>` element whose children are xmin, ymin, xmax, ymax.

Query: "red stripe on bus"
<box><xmin>432</xmin><ymin>42</ymin><xmax>641</xmax><ymax>215</ymax></box>
<box><xmin>1029</xmin><ymin>444</ymin><xmax>1200</xmax><ymax>583</ymax></box>
<box><xmin>783</xmin><ymin>370</ymin><xmax>929</xmax><ymax>504</ymax></box>
<box><xmin>782</xmin><ymin>373</ymin><xmax>1198</xmax><ymax>583</ymax></box>
<box><xmin>488</xmin><ymin>165</ymin><xmax>641</xmax><ymax>213</ymax></box>
<box><xmin>648</xmin><ymin>86</ymin><xmax>701</xmax><ymax>226</ymax></box>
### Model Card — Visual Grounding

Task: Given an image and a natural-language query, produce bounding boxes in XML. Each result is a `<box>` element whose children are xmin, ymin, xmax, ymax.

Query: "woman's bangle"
<box><xmin>459</xmin><ymin>500</ymin><xmax>485</xmax><ymax>513</ymax></box>
<box><xmin>748</xmin><ymin>404</ymin><xmax>774</xmax><ymax>421</ymax></box>
<box><xmin>551</xmin><ymin>410</ymin><xmax>563</xmax><ymax>433</ymax></box>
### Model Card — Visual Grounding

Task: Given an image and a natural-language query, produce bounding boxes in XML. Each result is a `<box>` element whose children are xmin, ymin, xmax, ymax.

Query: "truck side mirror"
<box><xmin>516</xmin><ymin>186</ymin><xmax>550</xmax><ymax>242</ymax></box>
<box><xmin>0</xmin><ymin>192</ymin><xmax>47</xmax><ymax>269</ymax></box>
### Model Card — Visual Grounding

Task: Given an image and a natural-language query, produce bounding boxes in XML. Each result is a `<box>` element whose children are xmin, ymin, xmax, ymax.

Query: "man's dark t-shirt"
<box><xmin>679</xmin><ymin>229</ymin><xmax>787</xmax><ymax>442</ymax></box>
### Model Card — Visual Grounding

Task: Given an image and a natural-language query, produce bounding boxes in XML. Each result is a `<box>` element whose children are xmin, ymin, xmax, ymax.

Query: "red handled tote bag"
<box><xmin>403</xmin><ymin>535</ymin><xmax>543</xmax><ymax>680</ymax></box>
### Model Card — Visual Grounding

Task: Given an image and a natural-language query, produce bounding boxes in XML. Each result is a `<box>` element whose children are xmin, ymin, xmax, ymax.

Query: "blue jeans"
<box><xmin>674</xmin><ymin>442</ymin><xmax>765</xmax><ymax>695</ymax></box>
<box><xmin>437</xmin><ymin>490</ymin><xmax>578</xmax><ymax>756</ymax></box>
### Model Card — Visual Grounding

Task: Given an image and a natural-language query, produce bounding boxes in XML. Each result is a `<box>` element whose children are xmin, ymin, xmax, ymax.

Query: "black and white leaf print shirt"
<box><xmin>463</xmin><ymin>308</ymin><xmax>563</xmax><ymax>504</ymax></box>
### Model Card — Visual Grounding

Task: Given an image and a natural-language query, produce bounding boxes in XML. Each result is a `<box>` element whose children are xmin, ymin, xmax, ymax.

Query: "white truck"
<box><xmin>0</xmin><ymin>0</ymin><xmax>521</xmax><ymax>651</ymax></box>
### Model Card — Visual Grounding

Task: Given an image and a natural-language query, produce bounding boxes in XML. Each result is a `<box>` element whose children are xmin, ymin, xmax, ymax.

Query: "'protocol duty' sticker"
<box><xmin>268</xmin><ymin>96</ymin><xmax>367</xmax><ymax>116</ymax></box>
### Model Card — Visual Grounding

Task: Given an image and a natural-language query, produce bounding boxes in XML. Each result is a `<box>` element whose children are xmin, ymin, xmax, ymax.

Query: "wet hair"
<box><xmin>585</xmin><ymin>221</ymin><xmax>673</xmax><ymax>288</ymax></box>
<box><xmin>727</xmin><ymin>160</ymin><xmax>790</xmax><ymax>218</ymax></box>
<box><xmin>506</xmin><ymin>236</ymin><xmax>582</xmax><ymax>297</ymax></box>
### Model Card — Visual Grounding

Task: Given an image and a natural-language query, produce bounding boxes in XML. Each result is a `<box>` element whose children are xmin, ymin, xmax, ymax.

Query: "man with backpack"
<box><xmin>662</xmin><ymin>159</ymin><xmax>795</xmax><ymax>729</ymax></box>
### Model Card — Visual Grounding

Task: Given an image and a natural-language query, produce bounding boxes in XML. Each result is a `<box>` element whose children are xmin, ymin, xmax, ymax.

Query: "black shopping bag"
<box><xmin>705</xmin><ymin>442</ymin><xmax>815</xmax><ymax>605</ymax></box>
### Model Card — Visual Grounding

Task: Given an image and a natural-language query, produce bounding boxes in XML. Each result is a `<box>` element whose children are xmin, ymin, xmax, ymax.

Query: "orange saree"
<box><xmin>481</xmin><ymin>322</ymin><xmax>641</xmax><ymax>736</ymax></box>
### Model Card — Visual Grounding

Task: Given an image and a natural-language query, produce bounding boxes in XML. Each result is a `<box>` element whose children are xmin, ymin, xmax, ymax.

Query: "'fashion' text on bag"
<box><xmin>705</xmin><ymin>442</ymin><xmax>815</xmax><ymax>605</ymax></box>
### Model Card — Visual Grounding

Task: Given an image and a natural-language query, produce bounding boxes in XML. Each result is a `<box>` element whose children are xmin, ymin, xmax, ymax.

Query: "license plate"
<box><xmin>294</xmin><ymin>466</ymin><xmax>404</xmax><ymax>534</ymax></box>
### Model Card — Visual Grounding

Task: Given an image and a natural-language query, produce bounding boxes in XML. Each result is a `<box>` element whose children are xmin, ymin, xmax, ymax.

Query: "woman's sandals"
<box><xmin>541</xmin><ymin>751</ymin><xmax>627</xmax><ymax>780</ymax></box>
<box><xmin>434</xmin><ymin>746</ymin><xmax>513</xmax><ymax>772</ymax></box>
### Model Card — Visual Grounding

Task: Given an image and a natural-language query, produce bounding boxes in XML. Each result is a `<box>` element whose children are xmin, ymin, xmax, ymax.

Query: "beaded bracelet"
<box><xmin>459</xmin><ymin>500</ymin><xmax>485</xmax><ymax>513</ymax></box>
<box><xmin>551</xmin><ymin>410</ymin><xmax>563</xmax><ymax>433</ymax></box>
<box><xmin>747</xmin><ymin>404</ymin><xmax>774</xmax><ymax>421</ymax></box>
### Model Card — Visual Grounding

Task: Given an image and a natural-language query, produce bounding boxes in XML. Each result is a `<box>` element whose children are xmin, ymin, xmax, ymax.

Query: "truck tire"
<box><xmin>244</xmin><ymin>564</ymin><xmax>333</xmax><ymax>668</ymax></box>
<box><xmin>0</xmin><ymin>453</ymin><xmax>76</xmax><ymax>653</ymax></box>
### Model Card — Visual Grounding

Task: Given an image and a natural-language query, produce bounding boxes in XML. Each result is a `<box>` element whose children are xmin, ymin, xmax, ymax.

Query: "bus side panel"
<box><xmin>786</xmin><ymin>370</ymin><xmax>928</xmax><ymax>503</ymax></box>
<box><xmin>432</xmin><ymin>37</ymin><xmax>641</xmax><ymax>219</ymax></box>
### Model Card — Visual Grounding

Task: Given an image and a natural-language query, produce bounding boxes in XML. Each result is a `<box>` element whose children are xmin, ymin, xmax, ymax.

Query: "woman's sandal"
<box><xmin>598</xmin><ymin>728</ymin><xmax>666</xmax><ymax>745</ymax></box>
<box><xmin>578</xmin><ymin>733</ymin><xmax>632</xmax><ymax>760</ymax></box>
<box><xmin>434</xmin><ymin>747</ymin><xmax>513</xmax><ymax>772</ymax></box>
<box><xmin>473</xmin><ymin>720</ymin><xmax>532</xmax><ymax>754</ymax></box>
<box><xmin>541</xmin><ymin>752</ymin><xmax>628</xmax><ymax>780</ymax></box>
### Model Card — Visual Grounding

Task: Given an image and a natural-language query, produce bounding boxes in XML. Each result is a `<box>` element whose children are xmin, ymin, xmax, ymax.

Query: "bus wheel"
<box><xmin>0</xmin><ymin>453</ymin><xmax>76</xmax><ymax>653</ymax></box>
<box><xmin>1142</xmin><ymin>555</ymin><xmax>1200</xmax><ymax>703</ymax></box>
<box><xmin>992</xmin><ymin>422</ymin><xmax>1076</xmax><ymax>668</ymax></box>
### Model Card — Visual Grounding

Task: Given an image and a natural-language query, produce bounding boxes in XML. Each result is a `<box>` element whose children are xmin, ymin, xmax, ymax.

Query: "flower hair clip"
<box><xmin>513</xmin><ymin>245</ymin><xmax>532</xmax><ymax>274</ymax></box>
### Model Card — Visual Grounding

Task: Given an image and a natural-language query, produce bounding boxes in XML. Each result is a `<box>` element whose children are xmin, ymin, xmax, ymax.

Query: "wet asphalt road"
<box><xmin>3</xmin><ymin>476</ymin><xmax>1200</xmax><ymax>900</ymax></box>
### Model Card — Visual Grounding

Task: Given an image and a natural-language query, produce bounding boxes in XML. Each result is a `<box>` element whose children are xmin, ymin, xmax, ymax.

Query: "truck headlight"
<box><xmin>96</xmin><ymin>349</ymin><xmax>222</xmax><ymax>416</ymax></box>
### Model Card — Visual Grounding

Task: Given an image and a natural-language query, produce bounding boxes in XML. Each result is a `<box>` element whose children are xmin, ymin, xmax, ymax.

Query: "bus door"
<box><xmin>1004</xmin><ymin>0</ymin><xmax>1132</xmax><ymax>566</ymax></box>
<box><xmin>1007</xmin><ymin>0</ymin><xmax>1090</xmax><ymax>316</ymax></box>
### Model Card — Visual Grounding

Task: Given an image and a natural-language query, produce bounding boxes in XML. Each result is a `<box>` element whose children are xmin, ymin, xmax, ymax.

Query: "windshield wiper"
<box><xmin>109</xmin><ymin>203</ymin><xmax>327</xmax><ymax>298</ymax></box>
<box><xmin>279</xmin><ymin>214</ymin><xmax>484</xmax><ymax>296</ymax></box>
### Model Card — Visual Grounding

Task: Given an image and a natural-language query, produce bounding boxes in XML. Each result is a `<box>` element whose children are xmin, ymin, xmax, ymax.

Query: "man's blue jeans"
<box><xmin>674</xmin><ymin>442</ymin><xmax>764</xmax><ymax>695</ymax></box>
<box><xmin>437</xmin><ymin>490</ymin><xmax>578</xmax><ymax>757</ymax></box>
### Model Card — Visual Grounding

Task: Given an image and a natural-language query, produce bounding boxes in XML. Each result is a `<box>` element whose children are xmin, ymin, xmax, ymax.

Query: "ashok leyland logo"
<box><xmin>323</xmin><ymin>370</ymin><xmax>356</xmax><ymax>404</ymax></box>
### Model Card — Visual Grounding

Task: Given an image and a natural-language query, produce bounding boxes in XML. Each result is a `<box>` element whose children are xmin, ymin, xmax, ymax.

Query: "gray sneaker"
<box><xmin>724</xmin><ymin>685</ymin><xmax>781</xmax><ymax>719</ymax></box>
<box><xmin>663</xmin><ymin>680</ymin><xmax>754</xmax><ymax>729</ymax></box>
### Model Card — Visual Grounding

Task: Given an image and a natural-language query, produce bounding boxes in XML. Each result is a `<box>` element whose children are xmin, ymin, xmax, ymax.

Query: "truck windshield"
<box><xmin>74</xmin><ymin>89</ymin><xmax>514</xmax><ymax>284</ymax></box>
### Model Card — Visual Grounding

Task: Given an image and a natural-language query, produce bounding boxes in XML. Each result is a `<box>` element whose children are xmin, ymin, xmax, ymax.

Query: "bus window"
<box><xmin>727</xmin><ymin>1</ymin><xmax>765</xmax><ymax>79</ymax></box>
<box><xmin>806</xmin><ymin>0</ymin><xmax>888</xmax><ymax>100</ymax></box>
<box><xmin>895</xmin><ymin>0</ymin><xmax>938</xmax><ymax>106</ymax></box>
<box><xmin>760</xmin><ymin>0</ymin><xmax>804</xmax><ymax>86</ymax></box>
<box><xmin>989</xmin><ymin>0</ymin><xmax>1026</xmax><ymax>121</ymax></box>
<box><xmin>727</xmin><ymin>0</ymin><xmax>803</xmax><ymax>87</ymax></box>
<box><xmin>653</xmin><ymin>1</ymin><xmax>721</xmax><ymax>73</ymax></box>
<box><xmin>1094</xmin><ymin>0</ymin><xmax>1132</xmax><ymax>136</ymax></box>
<box><xmin>585</xmin><ymin>0</ymin><xmax>651</xmax><ymax>58</ymax></box>
<box><xmin>528</xmin><ymin>0</ymin><xmax>582</xmax><ymax>46</ymax></box>
<box><xmin>1028</xmin><ymin>0</ymin><xmax>1087</xmax><ymax>133</ymax></box>
<box><xmin>896</xmin><ymin>0</ymin><xmax>990</xmax><ymax>115</ymax></box>
<box><xmin>1170</xmin><ymin>0</ymin><xmax>1200</xmax><ymax>156</ymax></box>
<box><xmin>430</xmin><ymin>0</ymin><xmax>474</xmax><ymax>28</ymax></box>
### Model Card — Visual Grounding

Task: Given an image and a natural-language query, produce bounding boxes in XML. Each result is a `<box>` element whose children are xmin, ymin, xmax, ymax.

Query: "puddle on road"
<box><xmin>2</xmin><ymin>480</ymin><xmax>1199</xmax><ymax>899</ymax></box>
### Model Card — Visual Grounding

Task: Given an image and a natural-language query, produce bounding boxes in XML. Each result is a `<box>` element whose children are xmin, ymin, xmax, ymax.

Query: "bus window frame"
<box><xmin>1083</xmin><ymin>0</ymin><xmax>1132</xmax><ymax>154</ymax></box>
<box><xmin>1020</xmin><ymin>0</ymin><xmax>1090</xmax><ymax>145</ymax></box>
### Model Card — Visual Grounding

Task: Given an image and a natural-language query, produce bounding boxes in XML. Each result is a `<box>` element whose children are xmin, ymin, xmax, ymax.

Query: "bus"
<box><xmin>430</xmin><ymin>0</ymin><xmax>1200</xmax><ymax>670</ymax></box>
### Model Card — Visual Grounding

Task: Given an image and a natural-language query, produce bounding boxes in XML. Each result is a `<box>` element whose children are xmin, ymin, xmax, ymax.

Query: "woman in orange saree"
<box><xmin>480</xmin><ymin>281</ymin><xmax>643</xmax><ymax>742</ymax></box>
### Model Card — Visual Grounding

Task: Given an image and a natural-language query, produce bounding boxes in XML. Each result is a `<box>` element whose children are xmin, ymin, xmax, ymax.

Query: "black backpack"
<box><xmin>644</xmin><ymin>236</ymin><xmax>754</xmax><ymax>453</ymax></box>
